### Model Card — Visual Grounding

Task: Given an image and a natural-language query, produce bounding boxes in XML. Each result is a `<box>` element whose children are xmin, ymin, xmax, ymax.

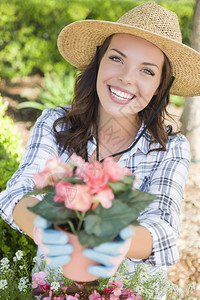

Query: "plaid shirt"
<box><xmin>0</xmin><ymin>107</ymin><xmax>190</xmax><ymax>273</ymax></box>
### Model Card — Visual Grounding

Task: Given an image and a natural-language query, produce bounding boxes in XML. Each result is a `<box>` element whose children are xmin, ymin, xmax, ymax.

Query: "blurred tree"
<box><xmin>181</xmin><ymin>0</ymin><xmax>200</xmax><ymax>161</ymax></box>
<box><xmin>0</xmin><ymin>0</ymin><xmax>195</xmax><ymax>79</ymax></box>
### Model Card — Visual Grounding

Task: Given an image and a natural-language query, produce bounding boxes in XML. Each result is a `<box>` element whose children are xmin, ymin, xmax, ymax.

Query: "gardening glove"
<box><xmin>33</xmin><ymin>216</ymin><xmax>73</xmax><ymax>268</ymax></box>
<box><xmin>83</xmin><ymin>226</ymin><xmax>134</xmax><ymax>278</ymax></box>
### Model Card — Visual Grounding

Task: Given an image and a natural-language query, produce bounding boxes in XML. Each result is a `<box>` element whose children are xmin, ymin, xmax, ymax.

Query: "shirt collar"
<box><xmin>118</xmin><ymin>123</ymin><xmax>151</xmax><ymax>160</ymax></box>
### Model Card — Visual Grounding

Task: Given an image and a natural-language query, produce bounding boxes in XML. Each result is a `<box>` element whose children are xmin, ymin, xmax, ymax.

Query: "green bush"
<box><xmin>0</xmin><ymin>0</ymin><xmax>195</xmax><ymax>80</ymax></box>
<box><xmin>0</xmin><ymin>97</ymin><xmax>36</xmax><ymax>262</ymax></box>
<box><xmin>0</xmin><ymin>100</ymin><xmax>23</xmax><ymax>190</ymax></box>
<box><xmin>0</xmin><ymin>0</ymin><xmax>90</xmax><ymax>79</ymax></box>
<box><xmin>19</xmin><ymin>71</ymin><xmax>75</xmax><ymax>110</ymax></box>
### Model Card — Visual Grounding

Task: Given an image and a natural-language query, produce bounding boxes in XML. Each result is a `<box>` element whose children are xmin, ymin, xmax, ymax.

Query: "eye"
<box><xmin>109</xmin><ymin>56</ymin><xmax>122</xmax><ymax>63</ymax></box>
<box><xmin>142</xmin><ymin>68</ymin><xmax>155</xmax><ymax>76</ymax></box>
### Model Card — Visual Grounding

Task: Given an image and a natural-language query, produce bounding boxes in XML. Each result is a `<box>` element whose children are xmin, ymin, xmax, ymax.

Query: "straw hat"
<box><xmin>57</xmin><ymin>1</ymin><xmax>200</xmax><ymax>97</ymax></box>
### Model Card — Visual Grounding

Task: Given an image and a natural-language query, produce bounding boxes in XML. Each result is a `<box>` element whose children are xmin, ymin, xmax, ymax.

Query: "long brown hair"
<box><xmin>53</xmin><ymin>35</ymin><xmax>175</xmax><ymax>160</ymax></box>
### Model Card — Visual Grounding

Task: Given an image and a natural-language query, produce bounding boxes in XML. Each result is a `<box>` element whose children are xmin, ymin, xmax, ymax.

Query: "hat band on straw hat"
<box><xmin>57</xmin><ymin>1</ymin><xmax>200</xmax><ymax>97</ymax></box>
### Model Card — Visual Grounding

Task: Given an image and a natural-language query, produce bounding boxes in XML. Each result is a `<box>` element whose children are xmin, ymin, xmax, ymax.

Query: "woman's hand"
<box><xmin>33</xmin><ymin>216</ymin><xmax>73</xmax><ymax>268</ymax></box>
<box><xmin>83</xmin><ymin>226</ymin><xmax>134</xmax><ymax>277</ymax></box>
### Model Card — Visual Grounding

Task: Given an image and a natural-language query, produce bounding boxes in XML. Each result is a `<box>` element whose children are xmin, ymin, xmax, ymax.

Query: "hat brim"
<box><xmin>57</xmin><ymin>20</ymin><xmax>200</xmax><ymax>97</ymax></box>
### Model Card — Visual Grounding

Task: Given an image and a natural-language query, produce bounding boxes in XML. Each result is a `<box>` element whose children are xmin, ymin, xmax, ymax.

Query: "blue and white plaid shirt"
<box><xmin>0</xmin><ymin>107</ymin><xmax>190</xmax><ymax>274</ymax></box>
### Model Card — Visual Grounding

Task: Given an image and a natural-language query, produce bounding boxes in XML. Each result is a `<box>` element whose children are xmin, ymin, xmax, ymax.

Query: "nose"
<box><xmin>118</xmin><ymin>65</ymin><xmax>136</xmax><ymax>85</ymax></box>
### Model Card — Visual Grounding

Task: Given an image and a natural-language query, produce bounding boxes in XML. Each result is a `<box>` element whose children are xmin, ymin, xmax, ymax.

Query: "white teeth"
<box><xmin>110</xmin><ymin>87</ymin><xmax>133</xmax><ymax>101</ymax></box>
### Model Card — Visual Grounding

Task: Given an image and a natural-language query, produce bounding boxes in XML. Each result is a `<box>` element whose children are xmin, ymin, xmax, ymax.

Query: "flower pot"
<box><xmin>55</xmin><ymin>226</ymin><xmax>99</xmax><ymax>282</ymax></box>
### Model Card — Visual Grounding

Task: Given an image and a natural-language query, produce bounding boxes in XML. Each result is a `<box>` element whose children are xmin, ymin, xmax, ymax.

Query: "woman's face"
<box><xmin>96</xmin><ymin>33</ymin><xmax>164</xmax><ymax>120</ymax></box>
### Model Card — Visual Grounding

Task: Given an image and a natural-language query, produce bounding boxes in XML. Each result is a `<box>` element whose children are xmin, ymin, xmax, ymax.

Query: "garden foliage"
<box><xmin>0</xmin><ymin>253</ymin><xmax>195</xmax><ymax>299</ymax></box>
<box><xmin>0</xmin><ymin>0</ymin><xmax>195</xmax><ymax>80</ymax></box>
<box><xmin>19</xmin><ymin>71</ymin><xmax>75</xmax><ymax>110</ymax></box>
<box><xmin>0</xmin><ymin>97</ymin><xmax>36</xmax><ymax>262</ymax></box>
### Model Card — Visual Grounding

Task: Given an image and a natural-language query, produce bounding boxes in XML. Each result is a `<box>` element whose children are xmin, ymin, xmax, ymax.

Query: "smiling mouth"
<box><xmin>109</xmin><ymin>86</ymin><xmax>135</xmax><ymax>102</ymax></box>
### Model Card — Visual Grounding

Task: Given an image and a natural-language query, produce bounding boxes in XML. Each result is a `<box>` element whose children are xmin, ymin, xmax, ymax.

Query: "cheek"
<box><xmin>139</xmin><ymin>79</ymin><xmax>160</xmax><ymax>100</ymax></box>
<box><xmin>96</xmin><ymin>67</ymin><xmax>111</xmax><ymax>98</ymax></box>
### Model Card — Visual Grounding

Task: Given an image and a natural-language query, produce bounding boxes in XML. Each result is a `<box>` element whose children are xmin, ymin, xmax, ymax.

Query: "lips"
<box><xmin>108</xmin><ymin>85</ymin><xmax>136</xmax><ymax>104</ymax></box>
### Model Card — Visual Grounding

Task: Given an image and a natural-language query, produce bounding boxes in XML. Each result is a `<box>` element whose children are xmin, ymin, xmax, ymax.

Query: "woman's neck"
<box><xmin>92</xmin><ymin>108</ymin><xmax>141</xmax><ymax>161</ymax></box>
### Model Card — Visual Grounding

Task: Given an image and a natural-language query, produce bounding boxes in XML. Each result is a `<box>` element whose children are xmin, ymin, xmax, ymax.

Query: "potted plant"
<box><xmin>28</xmin><ymin>154</ymin><xmax>155</xmax><ymax>281</ymax></box>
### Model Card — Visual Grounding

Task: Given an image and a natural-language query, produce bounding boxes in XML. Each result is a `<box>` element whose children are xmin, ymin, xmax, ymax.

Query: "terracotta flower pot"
<box><xmin>55</xmin><ymin>226</ymin><xmax>99</xmax><ymax>282</ymax></box>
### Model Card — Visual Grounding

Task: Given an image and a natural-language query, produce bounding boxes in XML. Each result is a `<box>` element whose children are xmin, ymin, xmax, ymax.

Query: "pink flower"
<box><xmin>44</xmin><ymin>284</ymin><xmax>51</xmax><ymax>290</ymax></box>
<box><xmin>65</xmin><ymin>184</ymin><xmax>93</xmax><ymax>212</ymax></box>
<box><xmin>32</xmin><ymin>271</ymin><xmax>47</xmax><ymax>288</ymax></box>
<box><xmin>113</xmin><ymin>280</ymin><xmax>123</xmax><ymax>290</ymax></box>
<box><xmin>108</xmin><ymin>280</ymin><xmax>123</xmax><ymax>298</ymax></box>
<box><xmin>32</xmin><ymin>282</ymin><xmax>38</xmax><ymax>289</ymax></box>
<box><xmin>75</xmin><ymin>161</ymin><xmax>90</xmax><ymax>180</ymax></box>
<box><xmin>54</xmin><ymin>181</ymin><xmax>75</xmax><ymax>203</ymax></box>
<box><xmin>33</xmin><ymin>170</ymin><xmax>51</xmax><ymax>190</ymax></box>
<box><xmin>103</xmin><ymin>157</ymin><xmax>125</xmax><ymax>181</ymax></box>
<box><xmin>113</xmin><ymin>288</ymin><xmax>122</xmax><ymax>296</ymax></box>
<box><xmin>104</xmin><ymin>287</ymin><xmax>111</xmax><ymax>294</ymax></box>
<box><xmin>89</xmin><ymin>290</ymin><xmax>102</xmax><ymax>300</ymax></box>
<box><xmin>121</xmin><ymin>288</ymin><xmax>135</xmax><ymax>296</ymax></box>
<box><xmin>110</xmin><ymin>295</ymin><xmax>119</xmax><ymax>300</ymax></box>
<box><xmin>126</xmin><ymin>296</ymin><xmax>142</xmax><ymax>300</ymax></box>
<box><xmin>121</xmin><ymin>288</ymin><xmax>141</xmax><ymax>300</ymax></box>
<box><xmin>34</xmin><ymin>156</ymin><xmax>73</xmax><ymax>189</ymax></box>
<box><xmin>66</xmin><ymin>294</ymin><xmax>79</xmax><ymax>299</ymax></box>
<box><xmin>123</xmin><ymin>167</ymin><xmax>132</xmax><ymax>176</ymax></box>
<box><xmin>76</xmin><ymin>161</ymin><xmax>108</xmax><ymax>194</ymax></box>
<box><xmin>70</xmin><ymin>153</ymin><xmax>85</xmax><ymax>167</ymax></box>
<box><xmin>92</xmin><ymin>186</ymin><xmax>114</xmax><ymax>209</ymax></box>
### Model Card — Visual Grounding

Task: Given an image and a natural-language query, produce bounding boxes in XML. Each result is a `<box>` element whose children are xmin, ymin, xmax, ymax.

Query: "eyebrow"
<box><xmin>111</xmin><ymin>48</ymin><xmax>126</xmax><ymax>58</ymax></box>
<box><xmin>142</xmin><ymin>62</ymin><xmax>159</xmax><ymax>69</ymax></box>
<box><xmin>110</xmin><ymin>48</ymin><xmax>159</xmax><ymax>69</ymax></box>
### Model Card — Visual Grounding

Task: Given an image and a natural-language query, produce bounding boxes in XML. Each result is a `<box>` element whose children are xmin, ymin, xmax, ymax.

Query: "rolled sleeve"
<box><xmin>137</xmin><ymin>135</ymin><xmax>190</xmax><ymax>266</ymax></box>
<box><xmin>0</xmin><ymin>108</ymin><xmax>65</xmax><ymax>231</ymax></box>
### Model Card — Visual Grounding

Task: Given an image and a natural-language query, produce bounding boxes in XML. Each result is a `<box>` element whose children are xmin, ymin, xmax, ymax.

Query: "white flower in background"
<box><xmin>50</xmin><ymin>281</ymin><xmax>60</xmax><ymax>291</ymax></box>
<box><xmin>110</xmin><ymin>272</ymin><xmax>129</xmax><ymax>286</ymax></box>
<box><xmin>32</xmin><ymin>256</ymin><xmax>37</xmax><ymax>263</ymax></box>
<box><xmin>52</xmin><ymin>266</ymin><xmax>64</xmax><ymax>282</ymax></box>
<box><xmin>57</xmin><ymin>266</ymin><xmax>63</xmax><ymax>275</ymax></box>
<box><xmin>188</xmin><ymin>283</ymin><xmax>195</xmax><ymax>290</ymax></box>
<box><xmin>0</xmin><ymin>279</ymin><xmax>8</xmax><ymax>290</ymax></box>
<box><xmin>0</xmin><ymin>257</ymin><xmax>10</xmax><ymax>271</ymax></box>
<box><xmin>18</xmin><ymin>277</ymin><xmax>29</xmax><ymax>292</ymax></box>
<box><xmin>138</xmin><ymin>270</ymin><xmax>149</xmax><ymax>284</ymax></box>
<box><xmin>19</xmin><ymin>265</ymin><xmax>24</xmax><ymax>270</ymax></box>
<box><xmin>135</xmin><ymin>285</ymin><xmax>144</xmax><ymax>295</ymax></box>
<box><xmin>33</xmin><ymin>256</ymin><xmax>42</xmax><ymax>264</ymax></box>
<box><xmin>15</xmin><ymin>250</ymin><xmax>23</xmax><ymax>261</ymax></box>
<box><xmin>54</xmin><ymin>266</ymin><xmax>63</xmax><ymax>276</ymax></box>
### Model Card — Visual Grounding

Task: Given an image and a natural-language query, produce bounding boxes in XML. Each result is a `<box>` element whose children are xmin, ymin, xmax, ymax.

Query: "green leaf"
<box><xmin>18</xmin><ymin>101</ymin><xmax>45</xmax><ymax>110</ymax></box>
<box><xmin>78</xmin><ymin>230</ymin><xmax>117</xmax><ymax>247</ymax></box>
<box><xmin>63</xmin><ymin>177</ymin><xmax>84</xmax><ymax>184</ymax></box>
<box><xmin>28</xmin><ymin>192</ymin><xmax>76</xmax><ymax>225</ymax></box>
<box><xmin>107</xmin><ymin>175</ymin><xmax>135</xmax><ymax>194</ymax></box>
<box><xmin>22</xmin><ymin>186</ymin><xmax>54</xmax><ymax>198</ymax></box>
<box><xmin>115</xmin><ymin>189</ymin><xmax>156</xmax><ymax>212</ymax></box>
<box><xmin>84</xmin><ymin>200</ymin><xmax>138</xmax><ymax>238</ymax></box>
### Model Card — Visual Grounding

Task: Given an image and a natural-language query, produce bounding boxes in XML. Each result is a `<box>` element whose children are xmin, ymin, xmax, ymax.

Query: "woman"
<box><xmin>1</xmin><ymin>2</ymin><xmax>199</xmax><ymax>278</ymax></box>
